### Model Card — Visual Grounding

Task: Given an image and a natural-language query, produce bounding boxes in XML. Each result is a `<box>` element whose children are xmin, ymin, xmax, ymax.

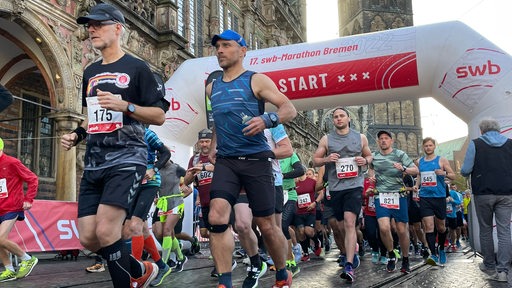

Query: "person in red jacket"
<box><xmin>0</xmin><ymin>137</ymin><xmax>39</xmax><ymax>282</ymax></box>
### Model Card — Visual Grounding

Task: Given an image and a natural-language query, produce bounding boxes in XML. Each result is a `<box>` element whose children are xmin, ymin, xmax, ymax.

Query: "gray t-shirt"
<box><xmin>159</xmin><ymin>162</ymin><xmax>186</xmax><ymax>208</ymax></box>
<box><xmin>326</xmin><ymin>129</ymin><xmax>364</xmax><ymax>191</ymax></box>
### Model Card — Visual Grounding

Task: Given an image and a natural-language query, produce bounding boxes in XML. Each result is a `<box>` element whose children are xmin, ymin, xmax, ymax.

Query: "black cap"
<box><xmin>377</xmin><ymin>130</ymin><xmax>392</xmax><ymax>139</ymax></box>
<box><xmin>77</xmin><ymin>3</ymin><xmax>125</xmax><ymax>25</ymax></box>
<box><xmin>198</xmin><ymin>129</ymin><xmax>213</xmax><ymax>140</ymax></box>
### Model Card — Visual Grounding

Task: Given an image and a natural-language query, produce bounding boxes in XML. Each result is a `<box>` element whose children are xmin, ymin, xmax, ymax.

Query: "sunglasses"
<box><xmin>84</xmin><ymin>20</ymin><xmax>118</xmax><ymax>29</ymax></box>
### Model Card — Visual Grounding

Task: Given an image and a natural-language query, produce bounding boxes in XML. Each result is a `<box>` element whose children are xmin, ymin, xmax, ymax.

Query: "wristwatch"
<box><xmin>126</xmin><ymin>102</ymin><xmax>136</xmax><ymax>115</ymax></box>
<box><xmin>402</xmin><ymin>166</ymin><xmax>407</xmax><ymax>172</ymax></box>
<box><xmin>268</xmin><ymin>112</ymin><xmax>279</xmax><ymax>127</ymax></box>
<box><xmin>153</xmin><ymin>167</ymin><xmax>159</xmax><ymax>173</ymax></box>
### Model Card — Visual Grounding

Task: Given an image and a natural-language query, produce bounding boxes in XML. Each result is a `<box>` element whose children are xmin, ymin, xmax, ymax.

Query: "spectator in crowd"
<box><xmin>0</xmin><ymin>137</ymin><xmax>39</xmax><ymax>282</ymax></box>
<box><xmin>461</xmin><ymin>118</ymin><xmax>512</xmax><ymax>283</ymax></box>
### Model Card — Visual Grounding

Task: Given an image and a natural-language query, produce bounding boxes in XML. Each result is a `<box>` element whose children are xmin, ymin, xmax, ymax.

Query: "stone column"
<box><xmin>52</xmin><ymin>113</ymin><xmax>84</xmax><ymax>201</ymax></box>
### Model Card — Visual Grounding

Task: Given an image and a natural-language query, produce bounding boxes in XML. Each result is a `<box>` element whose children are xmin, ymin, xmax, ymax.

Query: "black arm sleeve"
<box><xmin>154</xmin><ymin>145</ymin><xmax>171</xmax><ymax>170</ymax></box>
<box><xmin>0</xmin><ymin>84</ymin><xmax>13</xmax><ymax>113</ymax></box>
<box><xmin>283</xmin><ymin>161</ymin><xmax>305</xmax><ymax>179</ymax></box>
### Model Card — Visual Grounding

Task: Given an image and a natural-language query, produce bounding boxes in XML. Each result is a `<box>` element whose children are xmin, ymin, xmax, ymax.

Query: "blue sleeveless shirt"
<box><xmin>418</xmin><ymin>156</ymin><xmax>446</xmax><ymax>198</ymax></box>
<box><xmin>210</xmin><ymin>71</ymin><xmax>269</xmax><ymax>156</ymax></box>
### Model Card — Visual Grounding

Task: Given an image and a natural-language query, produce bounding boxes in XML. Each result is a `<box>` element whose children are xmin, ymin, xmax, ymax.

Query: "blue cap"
<box><xmin>211</xmin><ymin>30</ymin><xmax>247</xmax><ymax>47</ymax></box>
<box><xmin>77</xmin><ymin>3</ymin><xmax>125</xmax><ymax>24</ymax></box>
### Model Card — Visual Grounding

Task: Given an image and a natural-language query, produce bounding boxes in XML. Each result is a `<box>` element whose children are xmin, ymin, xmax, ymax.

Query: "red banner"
<box><xmin>264</xmin><ymin>52</ymin><xmax>419</xmax><ymax>100</ymax></box>
<box><xmin>8</xmin><ymin>200</ymin><xmax>82</xmax><ymax>252</ymax></box>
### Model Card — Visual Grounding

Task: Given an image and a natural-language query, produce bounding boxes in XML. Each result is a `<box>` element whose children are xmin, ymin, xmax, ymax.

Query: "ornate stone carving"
<box><xmin>160</xmin><ymin>48</ymin><xmax>180</xmax><ymax>78</ymax></box>
<box><xmin>370</xmin><ymin>15</ymin><xmax>387</xmax><ymax>32</ymax></box>
<box><xmin>50</xmin><ymin>21</ymin><xmax>71</xmax><ymax>61</ymax></box>
<box><xmin>75</xmin><ymin>0</ymin><xmax>96</xmax><ymax>17</ymax></box>
<box><xmin>11</xmin><ymin>0</ymin><xmax>27</xmax><ymax>19</ymax></box>
<box><xmin>56</xmin><ymin>0</ymin><xmax>69</xmax><ymax>7</ymax></box>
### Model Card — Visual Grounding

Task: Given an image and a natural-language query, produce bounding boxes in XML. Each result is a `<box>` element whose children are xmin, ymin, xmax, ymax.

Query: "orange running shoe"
<box><xmin>130</xmin><ymin>261</ymin><xmax>159</xmax><ymax>288</ymax></box>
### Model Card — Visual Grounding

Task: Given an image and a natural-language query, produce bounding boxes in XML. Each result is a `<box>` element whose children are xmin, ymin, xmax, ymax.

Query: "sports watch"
<box><xmin>126</xmin><ymin>102</ymin><xmax>136</xmax><ymax>115</ymax></box>
<box><xmin>268</xmin><ymin>112</ymin><xmax>279</xmax><ymax>127</ymax></box>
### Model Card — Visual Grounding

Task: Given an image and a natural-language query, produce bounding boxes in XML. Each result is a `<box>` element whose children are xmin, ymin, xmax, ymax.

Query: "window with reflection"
<box><xmin>188</xmin><ymin>0</ymin><xmax>196</xmax><ymax>54</ymax></box>
<box><xmin>177</xmin><ymin>0</ymin><xmax>185</xmax><ymax>36</ymax></box>
<box><xmin>20</xmin><ymin>94</ymin><xmax>54</xmax><ymax>178</ymax></box>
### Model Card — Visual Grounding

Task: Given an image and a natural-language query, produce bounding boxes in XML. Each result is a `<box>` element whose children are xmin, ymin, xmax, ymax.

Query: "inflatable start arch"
<box><xmin>152</xmin><ymin>21</ymin><xmax>512</xmax><ymax>250</ymax></box>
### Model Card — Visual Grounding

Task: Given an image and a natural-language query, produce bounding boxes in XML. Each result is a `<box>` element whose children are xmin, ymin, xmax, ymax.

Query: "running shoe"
<box><xmin>421</xmin><ymin>247</ymin><xmax>430</xmax><ymax>259</ymax></box>
<box><xmin>242</xmin><ymin>262</ymin><xmax>267</xmax><ymax>288</ymax></box>
<box><xmin>425</xmin><ymin>255</ymin><xmax>439</xmax><ymax>266</ymax></box>
<box><xmin>211</xmin><ymin>260</ymin><xmax>237</xmax><ymax>277</ymax></box>
<box><xmin>386</xmin><ymin>258</ymin><xmax>396</xmax><ymax>272</ymax></box>
<box><xmin>174</xmin><ymin>256</ymin><xmax>188</xmax><ymax>272</ymax></box>
<box><xmin>131</xmin><ymin>261</ymin><xmax>158</xmax><ymax>288</ymax></box>
<box><xmin>191</xmin><ymin>236</ymin><xmax>201</xmax><ymax>254</ymax></box>
<box><xmin>379</xmin><ymin>256</ymin><xmax>388</xmax><ymax>265</ymax></box>
<box><xmin>211</xmin><ymin>267</ymin><xmax>218</xmax><ymax>278</ymax></box>
<box><xmin>314</xmin><ymin>246</ymin><xmax>322</xmax><ymax>257</ymax></box>
<box><xmin>286</xmin><ymin>261</ymin><xmax>300</xmax><ymax>277</ymax></box>
<box><xmin>300</xmin><ymin>253</ymin><xmax>310</xmax><ymax>262</ymax></box>
<box><xmin>489</xmin><ymin>271</ymin><xmax>508</xmax><ymax>282</ymax></box>
<box><xmin>357</xmin><ymin>242</ymin><xmax>365</xmax><ymax>257</ymax></box>
<box><xmin>337</xmin><ymin>254</ymin><xmax>346</xmax><ymax>267</ymax></box>
<box><xmin>292</xmin><ymin>244</ymin><xmax>302</xmax><ymax>263</ymax></box>
<box><xmin>234</xmin><ymin>248</ymin><xmax>247</xmax><ymax>258</ymax></box>
<box><xmin>272</xmin><ymin>270</ymin><xmax>293</xmax><ymax>288</ymax></box>
<box><xmin>400</xmin><ymin>259</ymin><xmax>410</xmax><ymax>274</ymax></box>
<box><xmin>414</xmin><ymin>246</ymin><xmax>421</xmax><ymax>257</ymax></box>
<box><xmin>352</xmin><ymin>254</ymin><xmax>360</xmax><ymax>269</ymax></box>
<box><xmin>85</xmin><ymin>263</ymin><xmax>105</xmax><ymax>273</ymax></box>
<box><xmin>167</xmin><ymin>258</ymin><xmax>177</xmax><ymax>269</ymax></box>
<box><xmin>340</xmin><ymin>264</ymin><xmax>355</xmax><ymax>283</ymax></box>
<box><xmin>266</xmin><ymin>256</ymin><xmax>274</xmax><ymax>266</ymax></box>
<box><xmin>439</xmin><ymin>249</ymin><xmax>447</xmax><ymax>264</ymax></box>
<box><xmin>0</xmin><ymin>270</ymin><xmax>16</xmax><ymax>282</ymax></box>
<box><xmin>16</xmin><ymin>256</ymin><xmax>38</xmax><ymax>279</ymax></box>
<box><xmin>456</xmin><ymin>240</ymin><xmax>461</xmax><ymax>248</ymax></box>
<box><xmin>150</xmin><ymin>264</ymin><xmax>171</xmax><ymax>287</ymax></box>
<box><xmin>325</xmin><ymin>237</ymin><xmax>331</xmax><ymax>252</ymax></box>
<box><xmin>371</xmin><ymin>252</ymin><xmax>379</xmax><ymax>264</ymax></box>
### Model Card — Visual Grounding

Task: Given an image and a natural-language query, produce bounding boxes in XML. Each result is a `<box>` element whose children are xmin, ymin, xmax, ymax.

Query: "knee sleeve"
<box><xmin>208</xmin><ymin>224</ymin><xmax>229</xmax><ymax>233</ymax></box>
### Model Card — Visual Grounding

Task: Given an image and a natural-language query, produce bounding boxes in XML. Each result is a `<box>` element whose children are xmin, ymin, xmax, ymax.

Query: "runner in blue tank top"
<box><xmin>205</xmin><ymin>29</ymin><xmax>297</xmax><ymax>288</ymax></box>
<box><xmin>413</xmin><ymin>137</ymin><xmax>455</xmax><ymax>266</ymax></box>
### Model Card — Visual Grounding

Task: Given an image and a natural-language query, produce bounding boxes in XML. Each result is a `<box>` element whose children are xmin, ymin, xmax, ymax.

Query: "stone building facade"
<box><xmin>335</xmin><ymin>0</ymin><xmax>423</xmax><ymax>158</ymax></box>
<box><xmin>0</xmin><ymin>0</ymin><xmax>307</xmax><ymax>201</ymax></box>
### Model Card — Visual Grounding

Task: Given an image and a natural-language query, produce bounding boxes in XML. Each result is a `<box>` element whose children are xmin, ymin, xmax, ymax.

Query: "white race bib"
<box><xmin>86</xmin><ymin>95</ymin><xmax>124</xmax><ymax>134</ymax></box>
<box><xmin>0</xmin><ymin>178</ymin><xmax>7</xmax><ymax>198</ymax></box>
<box><xmin>420</xmin><ymin>171</ymin><xmax>437</xmax><ymax>187</ymax></box>
<box><xmin>446</xmin><ymin>203</ymin><xmax>453</xmax><ymax>214</ymax></box>
<box><xmin>336</xmin><ymin>157</ymin><xmax>358</xmax><ymax>179</ymax></box>
<box><xmin>197</xmin><ymin>171</ymin><xmax>213</xmax><ymax>186</ymax></box>
<box><xmin>297</xmin><ymin>193</ymin><xmax>312</xmax><ymax>209</ymax></box>
<box><xmin>379</xmin><ymin>193</ymin><xmax>400</xmax><ymax>209</ymax></box>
